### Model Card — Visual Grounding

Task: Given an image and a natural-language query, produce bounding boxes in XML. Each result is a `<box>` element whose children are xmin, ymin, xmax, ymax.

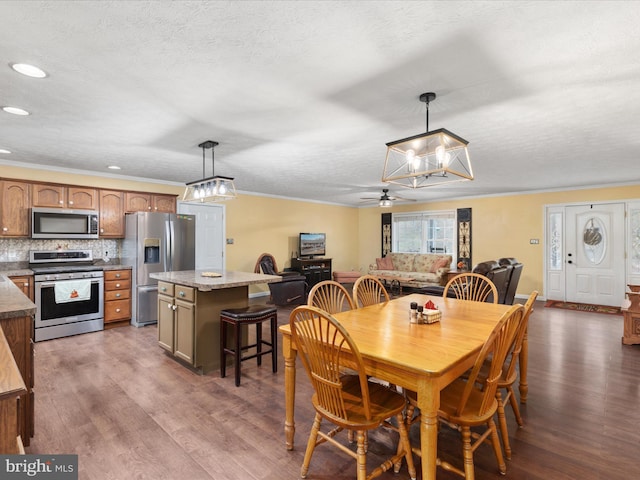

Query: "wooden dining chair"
<box><xmin>308</xmin><ymin>280</ymin><xmax>355</xmax><ymax>314</ymax></box>
<box><xmin>289</xmin><ymin>305</ymin><xmax>416</xmax><ymax>480</ymax></box>
<box><xmin>352</xmin><ymin>275</ymin><xmax>390</xmax><ymax>308</ymax></box>
<box><xmin>493</xmin><ymin>290</ymin><xmax>538</xmax><ymax>459</ymax></box>
<box><xmin>402</xmin><ymin>303</ymin><xmax>525</xmax><ymax>480</ymax></box>
<box><xmin>444</xmin><ymin>272</ymin><xmax>499</xmax><ymax>303</ymax></box>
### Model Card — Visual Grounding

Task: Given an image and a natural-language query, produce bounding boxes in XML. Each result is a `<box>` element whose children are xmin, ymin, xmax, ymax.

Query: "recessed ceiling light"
<box><xmin>10</xmin><ymin>63</ymin><xmax>47</xmax><ymax>78</ymax></box>
<box><xmin>0</xmin><ymin>149</ymin><xmax>11</xmax><ymax>154</ymax></box>
<box><xmin>2</xmin><ymin>106</ymin><xmax>30</xmax><ymax>116</ymax></box>
<box><xmin>107</xmin><ymin>165</ymin><xmax>121</xmax><ymax>170</ymax></box>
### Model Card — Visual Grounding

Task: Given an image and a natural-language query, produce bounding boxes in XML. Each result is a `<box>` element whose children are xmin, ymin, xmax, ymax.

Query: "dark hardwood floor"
<box><xmin>27</xmin><ymin>299</ymin><xmax>640</xmax><ymax>479</ymax></box>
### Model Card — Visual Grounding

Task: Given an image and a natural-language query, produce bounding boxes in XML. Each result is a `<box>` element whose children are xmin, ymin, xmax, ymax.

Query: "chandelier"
<box><xmin>382</xmin><ymin>92</ymin><xmax>473</xmax><ymax>189</ymax></box>
<box><xmin>182</xmin><ymin>140</ymin><xmax>237</xmax><ymax>202</ymax></box>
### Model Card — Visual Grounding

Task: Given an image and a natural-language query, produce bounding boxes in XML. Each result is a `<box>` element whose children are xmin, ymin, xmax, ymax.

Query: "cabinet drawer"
<box><xmin>105</xmin><ymin>289</ymin><xmax>131</xmax><ymax>301</ymax></box>
<box><xmin>158</xmin><ymin>282</ymin><xmax>174</xmax><ymax>296</ymax></box>
<box><xmin>174</xmin><ymin>285</ymin><xmax>195</xmax><ymax>302</ymax></box>
<box><xmin>104</xmin><ymin>270</ymin><xmax>131</xmax><ymax>281</ymax></box>
<box><xmin>105</xmin><ymin>279</ymin><xmax>131</xmax><ymax>291</ymax></box>
<box><xmin>105</xmin><ymin>299</ymin><xmax>131</xmax><ymax>321</ymax></box>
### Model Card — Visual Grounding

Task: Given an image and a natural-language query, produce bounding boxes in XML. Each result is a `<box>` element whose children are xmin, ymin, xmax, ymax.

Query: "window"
<box><xmin>392</xmin><ymin>211</ymin><xmax>456</xmax><ymax>259</ymax></box>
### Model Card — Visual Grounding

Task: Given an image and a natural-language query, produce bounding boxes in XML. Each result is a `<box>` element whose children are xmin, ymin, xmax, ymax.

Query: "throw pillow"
<box><xmin>376</xmin><ymin>256</ymin><xmax>394</xmax><ymax>270</ymax></box>
<box><xmin>430</xmin><ymin>257</ymin><xmax>450</xmax><ymax>273</ymax></box>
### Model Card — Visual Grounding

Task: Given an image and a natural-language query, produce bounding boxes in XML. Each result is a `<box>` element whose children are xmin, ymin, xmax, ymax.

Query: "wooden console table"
<box><xmin>622</xmin><ymin>287</ymin><xmax>640</xmax><ymax>345</ymax></box>
<box><xmin>290</xmin><ymin>258</ymin><xmax>332</xmax><ymax>289</ymax></box>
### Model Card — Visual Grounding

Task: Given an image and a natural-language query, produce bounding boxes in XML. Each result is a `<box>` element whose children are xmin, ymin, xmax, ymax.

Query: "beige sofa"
<box><xmin>368</xmin><ymin>252</ymin><xmax>452</xmax><ymax>288</ymax></box>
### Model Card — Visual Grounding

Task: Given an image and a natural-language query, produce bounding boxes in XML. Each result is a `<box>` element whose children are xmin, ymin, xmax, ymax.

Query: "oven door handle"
<box><xmin>37</xmin><ymin>279</ymin><xmax>102</xmax><ymax>288</ymax></box>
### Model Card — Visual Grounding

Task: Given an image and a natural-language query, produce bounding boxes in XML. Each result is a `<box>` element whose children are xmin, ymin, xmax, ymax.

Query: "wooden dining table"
<box><xmin>279</xmin><ymin>293</ymin><xmax>514</xmax><ymax>480</ymax></box>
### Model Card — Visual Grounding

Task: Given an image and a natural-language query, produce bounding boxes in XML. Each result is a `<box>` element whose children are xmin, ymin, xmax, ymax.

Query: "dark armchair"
<box><xmin>254</xmin><ymin>253</ymin><xmax>307</xmax><ymax>306</ymax></box>
<box><xmin>499</xmin><ymin>258</ymin><xmax>524</xmax><ymax>305</ymax></box>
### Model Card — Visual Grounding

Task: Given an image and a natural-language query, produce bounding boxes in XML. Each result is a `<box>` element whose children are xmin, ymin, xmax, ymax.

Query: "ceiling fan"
<box><xmin>360</xmin><ymin>188</ymin><xmax>416</xmax><ymax>207</ymax></box>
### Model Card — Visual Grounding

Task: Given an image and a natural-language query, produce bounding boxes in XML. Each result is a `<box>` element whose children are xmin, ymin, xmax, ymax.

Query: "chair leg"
<box><xmin>234</xmin><ymin>322</ymin><xmax>242</xmax><ymax>387</ymax></box>
<box><xmin>396</xmin><ymin>412</ymin><xmax>417</xmax><ymax>480</ymax></box>
<box><xmin>301</xmin><ymin>413</ymin><xmax>322</xmax><ymax>479</ymax></box>
<box><xmin>220</xmin><ymin>320</ymin><xmax>227</xmax><ymax>378</ymax></box>
<box><xmin>488</xmin><ymin>418</ymin><xmax>507</xmax><ymax>475</ymax></box>
<box><xmin>461</xmin><ymin>426</ymin><xmax>476</xmax><ymax>480</ymax></box>
<box><xmin>496</xmin><ymin>389</ymin><xmax>512</xmax><ymax>460</ymax></box>
<box><xmin>507</xmin><ymin>386</ymin><xmax>524</xmax><ymax>426</ymax></box>
<box><xmin>271</xmin><ymin>315</ymin><xmax>278</xmax><ymax>373</ymax></box>
<box><xmin>356</xmin><ymin>430</ymin><xmax>367</xmax><ymax>480</ymax></box>
<box><xmin>256</xmin><ymin>322</ymin><xmax>262</xmax><ymax>367</ymax></box>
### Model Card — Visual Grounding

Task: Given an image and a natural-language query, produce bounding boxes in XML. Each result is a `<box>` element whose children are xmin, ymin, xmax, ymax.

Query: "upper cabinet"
<box><xmin>99</xmin><ymin>190</ymin><xmax>125</xmax><ymax>238</ymax></box>
<box><xmin>0</xmin><ymin>180</ymin><xmax>31</xmax><ymax>237</ymax></box>
<box><xmin>32</xmin><ymin>183</ymin><xmax>98</xmax><ymax>210</ymax></box>
<box><xmin>125</xmin><ymin>192</ymin><xmax>176</xmax><ymax>213</ymax></box>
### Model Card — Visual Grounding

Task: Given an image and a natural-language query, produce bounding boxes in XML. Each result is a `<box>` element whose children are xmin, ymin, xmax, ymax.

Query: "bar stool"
<box><xmin>220</xmin><ymin>305</ymin><xmax>278</xmax><ymax>386</ymax></box>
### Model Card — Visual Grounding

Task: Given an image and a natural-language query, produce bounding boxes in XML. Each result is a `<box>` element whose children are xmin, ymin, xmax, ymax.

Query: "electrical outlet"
<box><xmin>226</xmin><ymin>238</ymin><xmax>234</xmax><ymax>244</ymax></box>
<box><xmin>530</xmin><ymin>238</ymin><xmax>539</xmax><ymax>244</ymax></box>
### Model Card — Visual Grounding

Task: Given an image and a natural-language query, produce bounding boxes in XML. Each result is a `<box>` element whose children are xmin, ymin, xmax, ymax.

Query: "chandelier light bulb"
<box><xmin>218</xmin><ymin>182</ymin><xmax>227</xmax><ymax>195</ymax></box>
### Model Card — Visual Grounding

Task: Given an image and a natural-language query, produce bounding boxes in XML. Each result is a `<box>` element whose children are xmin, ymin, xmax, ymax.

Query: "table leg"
<box><xmin>283</xmin><ymin>333</ymin><xmax>297</xmax><ymax>450</ymax></box>
<box><xmin>519</xmin><ymin>327</ymin><xmax>529</xmax><ymax>403</ymax></box>
<box><xmin>417</xmin><ymin>380</ymin><xmax>439</xmax><ymax>480</ymax></box>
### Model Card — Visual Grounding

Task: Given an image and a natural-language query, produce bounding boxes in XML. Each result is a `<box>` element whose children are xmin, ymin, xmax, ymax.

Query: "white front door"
<box><xmin>177</xmin><ymin>202</ymin><xmax>225</xmax><ymax>270</ymax></box>
<box><xmin>565</xmin><ymin>203</ymin><xmax>625</xmax><ymax>306</ymax></box>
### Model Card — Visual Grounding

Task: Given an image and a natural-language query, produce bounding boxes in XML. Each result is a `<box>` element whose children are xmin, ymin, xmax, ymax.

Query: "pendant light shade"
<box><xmin>182</xmin><ymin>140</ymin><xmax>237</xmax><ymax>203</ymax></box>
<box><xmin>382</xmin><ymin>92</ymin><xmax>473</xmax><ymax>189</ymax></box>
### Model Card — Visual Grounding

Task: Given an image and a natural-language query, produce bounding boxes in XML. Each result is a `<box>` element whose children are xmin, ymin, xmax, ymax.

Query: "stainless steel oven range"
<box><xmin>30</xmin><ymin>250</ymin><xmax>104</xmax><ymax>342</ymax></box>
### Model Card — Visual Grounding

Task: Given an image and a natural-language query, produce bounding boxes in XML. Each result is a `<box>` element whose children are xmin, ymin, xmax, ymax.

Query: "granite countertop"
<box><xmin>0</xmin><ymin>274</ymin><xmax>36</xmax><ymax>320</ymax></box>
<box><xmin>150</xmin><ymin>270</ymin><xmax>282</xmax><ymax>292</ymax></box>
<box><xmin>0</xmin><ymin>259</ymin><xmax>131</xmax><ymax>275</ymax></box>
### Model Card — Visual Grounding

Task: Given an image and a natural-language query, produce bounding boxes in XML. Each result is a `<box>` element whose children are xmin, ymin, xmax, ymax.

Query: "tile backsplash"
<box><xmin>0</xmin><ymin>239</ymin><xmax>121</xmax><ymax>262</ymax></box>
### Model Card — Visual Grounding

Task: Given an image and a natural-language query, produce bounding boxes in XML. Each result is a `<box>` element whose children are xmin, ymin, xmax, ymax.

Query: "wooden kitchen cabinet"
<box><xmin>157</xmin><ymin>282</ymin><xmax>195</xmax><ymax>364</ymax></box>
<box><xmin>125</xmin><ymin>192</ymin><xmax>176</xmax><ymax>213</ymax></box>
<box><xmin>104</xmin><ymin>269</ymin><xmax>131</xmax><ymax>325</ymax></box>
<box><xmin>9</xmin><ymin>276</ymin><xmax>34</xmax><ymax>302</ymax></box>
<box><xmin>98</xmin><ymin>189</ymin><xmax>125</xmax><ymax>238</ymax></box>
<box><xmin>32</xmin><ymin>183</ymin><xmax>98</xmax><ymax>210</ymax></box>
<box><xmin>0</xmin><ymin>315</ymin><xmax>34</xmax><ymax>448</ymax></box>
<box><xmin>0</xmin><ymin>180</ymin><xmax>30</xmax><ymax>237</ymax></box>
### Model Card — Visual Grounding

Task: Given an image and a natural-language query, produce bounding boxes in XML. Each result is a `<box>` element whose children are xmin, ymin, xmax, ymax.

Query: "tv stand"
<box><xmin>291</xmin><ymin>257</ymin><xmax>332</xmax><ymax>289</ymax></box>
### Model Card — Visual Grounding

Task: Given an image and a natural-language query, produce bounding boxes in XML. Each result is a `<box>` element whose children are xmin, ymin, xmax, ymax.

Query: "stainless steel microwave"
<box><xmin>31</xmin><ymin>207</ymin><xmax>99</xmax><ymax>239</ymax></box>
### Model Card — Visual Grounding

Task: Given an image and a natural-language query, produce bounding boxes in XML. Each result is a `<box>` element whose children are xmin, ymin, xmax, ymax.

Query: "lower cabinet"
<box><xmin>157</xmin><ymin>281</ymin><xmax>247</xmax><ymax>373</ymax></box>
<box><xmin>104</xmin><ymin>269</ymin><xmax>132</xmax><ymax>325</ymax></box>
<box><xmin>9</xmin><ymin>276</ymin><xmax>34</xmax><ymax>302</ymax></box>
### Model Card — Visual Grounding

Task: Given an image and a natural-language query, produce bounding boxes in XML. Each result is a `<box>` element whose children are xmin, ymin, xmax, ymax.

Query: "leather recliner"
<box><xmin>254</xmin><ymin>253</ymin><xmax>307</xmax><ymax>306</ymax></box>
<box><xmin>472</xmin><ymin>260</ymin><xmax>510</xmax><ymax>304</ymax></box>
<box><xmin>499</xmin><ymin>258</ymin><xmax>524</xmax><ymax>305</ymax></box>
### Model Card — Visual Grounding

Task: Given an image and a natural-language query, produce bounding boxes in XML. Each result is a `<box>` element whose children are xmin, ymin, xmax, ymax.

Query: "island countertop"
<box><xmin>0</xmin><ymin>274</ymin><xmax>37</xmax><ymax>320</ymax></box>
<box><xmin>149</xmin><ymin>270</ymin><xmax>282</xmax><ymax>291</ymax></box>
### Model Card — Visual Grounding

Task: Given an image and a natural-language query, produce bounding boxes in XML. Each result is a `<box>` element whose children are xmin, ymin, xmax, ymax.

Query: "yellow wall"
<box><xmin>358</xmin><ymin>184</ymin><xmax>640</xmax><ymax>298</ymax></box>
<box><xmin>224</xmin><ymin>195</ymin><xmax>360</xmax><ymax>295</ymax></box>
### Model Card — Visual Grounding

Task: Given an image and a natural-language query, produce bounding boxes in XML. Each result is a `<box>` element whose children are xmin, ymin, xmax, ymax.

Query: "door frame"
<box><xmin>544</xmin><ymin>200</ymin><xmax>636</xmax><ymax>305</ymax></box>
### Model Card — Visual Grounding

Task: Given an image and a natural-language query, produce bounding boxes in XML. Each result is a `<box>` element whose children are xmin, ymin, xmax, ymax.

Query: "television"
<box><xmin>299</xmin><ymin>233</ymin><xmax>326</xmax><ymax>258</ymax></box>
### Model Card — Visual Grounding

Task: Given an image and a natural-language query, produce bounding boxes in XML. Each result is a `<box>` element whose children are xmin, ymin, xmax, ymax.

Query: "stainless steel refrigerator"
<box><xmin>123</xmin><ymin>212</ymin><xmax>196</xmax><ymax>327</ymax></box>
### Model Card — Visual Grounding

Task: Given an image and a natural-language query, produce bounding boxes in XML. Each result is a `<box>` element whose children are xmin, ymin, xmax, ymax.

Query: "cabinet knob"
<box><xmin>115</xmin><ymin>308</ymin><xmax>121</xmax><ymax>313</ymax></box>
<box><xmin>100</xmin><ymin>228</ymin><xmax>104</xmax><ymax>233</ymax></box>
<box><xmin>161</xmin><ymin>287</ymin><xmax>166</xmax><ymax>292</ymax></box>
<box><xmin>172</xmin><ymin>305</ymin><xmax>177</xmax><ymax>311</ymax></box>
<box><xmin>115</xmin><ymin>283</ymin><xmax>121</xmax><ymax>288</ymax></box>
<box><xmin>115</xmin><ymin>273</ymin><xmax>121</xmax><ymax>278</ymax></box>
<box><xmin>24</xmin><ymin>283</ymin><xmax>29</xmax><ymax>287</ymax></box>
<box><xmin>179</xmin><ymin>291</ymin><xmax>185</xmax><ymax>297</ymax></box>
<box><xmin>59</xmin><ymin>200</ymin><xmax>64</xmax><ymax>204</ymax></box>
<box><xmin>115</xmin><ymin>293</ymin><xmax>121</xmax><ymax>298</ymax></box>
<box><xmin>69</xmin><ymin>200</ymin><xmax>74</xmax><ymax>205</ymax></box>
<box><xmin>167</xmin><ymin>304</ymin><xmax>173</xmax><ymax>309</ymax></box>
<box><xmin>2</xmin><ymin>227</ymin><xmax>7</xmax><ymax>232</ymax></box>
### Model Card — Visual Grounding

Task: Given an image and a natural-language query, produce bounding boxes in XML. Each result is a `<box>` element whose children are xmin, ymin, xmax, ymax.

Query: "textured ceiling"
<box><xmin>1</xmin><ymin>1</ymin><xmax>639</xmax><ymax>206</ymax></box>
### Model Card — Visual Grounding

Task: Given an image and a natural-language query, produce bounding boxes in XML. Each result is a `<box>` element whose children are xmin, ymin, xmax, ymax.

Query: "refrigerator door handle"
<box><xmin>164</xmin><ymin>220</ymin><xmax>172</xmax><ymax>272</ymax></box>
<box><xmin>168</xmin><ymin>219</ymin><xmax>176</xmax><ymax>271</ymax></box>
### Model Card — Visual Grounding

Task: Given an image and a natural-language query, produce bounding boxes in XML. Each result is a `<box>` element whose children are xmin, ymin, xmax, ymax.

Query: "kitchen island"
<box><xmin>0</xmin><ymin>274</ymin><xmax>37</xmax><ymax>451</ymax></box>
<box><xmin>149</xmin><ymin>270</ymin><xmax>281</xmax><ymax>374</ymax></box>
